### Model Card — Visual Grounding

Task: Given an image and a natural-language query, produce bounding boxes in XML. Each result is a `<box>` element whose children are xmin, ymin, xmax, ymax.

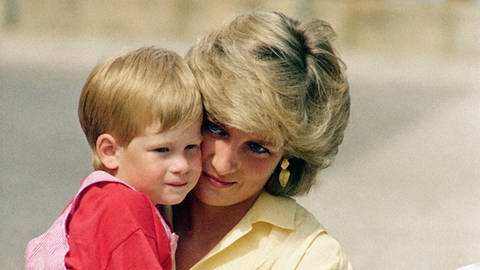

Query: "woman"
<box><xmin>173</xmin><ymin>11</ymin><xmax>352</xmax><ymax>269</ymax></box>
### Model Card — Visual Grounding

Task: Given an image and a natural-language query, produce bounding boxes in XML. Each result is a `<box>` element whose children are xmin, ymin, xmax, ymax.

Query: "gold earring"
<box><xmin>279</xmin><ymin>159</ymin><xmax>290</xmax><ymax>188</ymax></box>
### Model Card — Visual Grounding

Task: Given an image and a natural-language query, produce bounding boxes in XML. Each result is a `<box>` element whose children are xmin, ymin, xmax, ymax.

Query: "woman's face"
<box><xmin>193</xmin><ymin>117</ymin><xmax>284</xmax><ymax>207</ymax></box>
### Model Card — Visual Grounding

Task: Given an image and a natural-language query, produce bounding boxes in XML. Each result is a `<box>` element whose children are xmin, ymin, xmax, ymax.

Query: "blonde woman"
<box><xmin>173</xmin><ymin>11</ymin><xmax>352</xmax><ymax>270</ymax></box>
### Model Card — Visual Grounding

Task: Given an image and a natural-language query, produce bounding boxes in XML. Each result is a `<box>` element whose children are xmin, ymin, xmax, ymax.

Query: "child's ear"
<box><xmin>96</xmin><ymin>134</ymin><xmax>120</xmax><ymax>170</ymax></box>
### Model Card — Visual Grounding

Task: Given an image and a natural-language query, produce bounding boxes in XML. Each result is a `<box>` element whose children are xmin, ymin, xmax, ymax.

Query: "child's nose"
<box><xmin>170</xmin><ymin>154</ymin><xmax>190</xmax><ymax>173</ymax></box>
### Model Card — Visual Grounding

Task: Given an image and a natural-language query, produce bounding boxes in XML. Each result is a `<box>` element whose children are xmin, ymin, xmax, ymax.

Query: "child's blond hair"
<box><xmin>79</xmin><ymin>47</ymin><xmax>203</xmax><ymax>170</ymax></box>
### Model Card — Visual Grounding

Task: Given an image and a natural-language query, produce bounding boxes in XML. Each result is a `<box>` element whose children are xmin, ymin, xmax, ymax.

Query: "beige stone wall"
<box><xmin>2</xmin><ymin>0</ymin><xmax>479</xmax><ymax>58</ymax></box>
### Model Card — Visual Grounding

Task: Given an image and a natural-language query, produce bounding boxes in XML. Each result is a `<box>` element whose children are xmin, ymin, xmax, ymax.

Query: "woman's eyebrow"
<box><xmin>252</xmin><ymin>138</ymin><xmax>283</xmax><ymax>151</ymax></box>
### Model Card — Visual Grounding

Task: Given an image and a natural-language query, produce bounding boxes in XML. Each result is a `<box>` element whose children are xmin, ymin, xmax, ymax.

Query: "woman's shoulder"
<box><xmin>296</xmin><ymin>231</ymin><xmax>352</xmax><ymax>270</ymax></box>
<box><xmin>253</xmin><ymin>192</ymin><xmax>323</xmax><ymax>231</ymax></box>
<box><xmin>255</xmin><ymin>192</ymin><xmax>352</xmax><ymax>269</ymax></box>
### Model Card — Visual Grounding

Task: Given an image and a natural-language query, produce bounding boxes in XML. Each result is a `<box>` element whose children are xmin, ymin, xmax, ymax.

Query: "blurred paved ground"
<box><xmin>1</xmin><ymin>24</ymin><xmax>479</xmax><ymax>270</ymax></box>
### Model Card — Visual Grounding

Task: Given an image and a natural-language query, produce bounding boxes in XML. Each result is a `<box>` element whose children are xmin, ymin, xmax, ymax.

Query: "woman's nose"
<box><xmin>210</xmin><ymin>140</ymin><xmax>239</xmax><ymax>175</ymax></box>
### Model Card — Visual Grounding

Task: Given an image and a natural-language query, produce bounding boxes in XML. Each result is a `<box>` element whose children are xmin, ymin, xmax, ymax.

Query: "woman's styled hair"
<box><xmin>186</xmin><ymin>11</ymin><xmax>350</xmax><ymax>196</ymax></box>
<box><xmin>79</xmin><ymin>47</ymin><xmax>203</xmax><ymax>170</ymax></box>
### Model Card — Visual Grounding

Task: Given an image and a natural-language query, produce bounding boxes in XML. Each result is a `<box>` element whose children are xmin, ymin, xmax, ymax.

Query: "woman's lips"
<box><xmin>203</xmin><ymin>172</ymin><xmax>235</xmax><ymax>188</ymax></box>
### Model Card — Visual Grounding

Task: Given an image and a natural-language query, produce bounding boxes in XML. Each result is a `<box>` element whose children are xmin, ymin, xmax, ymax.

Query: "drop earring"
<box><xmin>279</xmin><ymin>158</ymin><xmax>290</xmax><ymax>188</ymax></box>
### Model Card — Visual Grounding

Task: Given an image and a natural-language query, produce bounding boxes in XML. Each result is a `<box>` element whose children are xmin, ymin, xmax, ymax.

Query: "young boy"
<box><xmin>25</xmin><ymin>47</ymin><xmax>203</xmax><ymax>269</ymax></box>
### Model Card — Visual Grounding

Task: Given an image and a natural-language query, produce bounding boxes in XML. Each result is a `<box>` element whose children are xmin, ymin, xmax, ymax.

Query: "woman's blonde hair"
<box><xmin>186</xmin><ymin>11</ymin><xmax>349</xmax><ymax>196</ymax></box>
<box><xmin>79</xmin><ymin>47</ymin><xmax>203</xmax><ymax>170</ymax></box>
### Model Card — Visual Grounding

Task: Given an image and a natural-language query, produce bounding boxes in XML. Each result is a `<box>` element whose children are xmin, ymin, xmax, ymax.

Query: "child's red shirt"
<box><xmin>25</xmin><ymin>171</ymin><xmax>176</xmax><ymax>270</ymax></box>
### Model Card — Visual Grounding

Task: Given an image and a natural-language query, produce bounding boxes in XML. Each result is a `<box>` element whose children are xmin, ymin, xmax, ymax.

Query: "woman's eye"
<box><xmin>204</xmin><ymin>120</ymin><xmax>227</xmax><ymax>137</ymax></box>
<box><xmin>248</xmin><ymin>142</ymin><xmax>269</xmax><ymax>154</ymax></box>
<box><xmin>155</xmin><ymin>147</ymin><xmax>169</xmax><ymax>153</ymax></box>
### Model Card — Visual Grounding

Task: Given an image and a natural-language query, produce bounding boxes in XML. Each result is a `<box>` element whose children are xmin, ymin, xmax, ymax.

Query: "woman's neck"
<box><xmin>177</xmin><ymin>192</ymin><xmax>260</xmax><ymax>234</ymax></box>
<box><xmin>173</xmin><ymin>192</ymin><xmax>262</xmax><ymax>270</ymax></box>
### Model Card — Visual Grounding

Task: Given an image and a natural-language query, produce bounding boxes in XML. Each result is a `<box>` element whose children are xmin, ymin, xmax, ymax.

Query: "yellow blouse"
<box><xmin>189</xmin><ymin>192</ymin><xmax>352</xmax><ymax>270</ymax></box>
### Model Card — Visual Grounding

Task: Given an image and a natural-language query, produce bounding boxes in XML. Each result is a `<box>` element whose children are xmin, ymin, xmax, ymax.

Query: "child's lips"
<box><xmin>166</xmin><ymin>181</ymin><xmax>188</xmax><ymax>187</ymax></box>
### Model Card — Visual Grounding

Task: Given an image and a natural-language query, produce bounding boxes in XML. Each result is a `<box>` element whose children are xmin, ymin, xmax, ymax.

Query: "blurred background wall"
<box><xmin>1</xmin><ymin>1</ymin><xmax>479</xmax><ymax>269</ymax></box>
<box><xmin>2</xmin><ymin>1</ymin><xmax>480</xmax><ymax>58</ymax></box>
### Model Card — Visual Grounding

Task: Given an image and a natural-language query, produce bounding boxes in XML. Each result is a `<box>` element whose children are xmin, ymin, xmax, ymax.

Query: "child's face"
<box><xmin>114</xmin><ymin>121</ymin><xmax>202</xmax><ymax>205</ymax></box>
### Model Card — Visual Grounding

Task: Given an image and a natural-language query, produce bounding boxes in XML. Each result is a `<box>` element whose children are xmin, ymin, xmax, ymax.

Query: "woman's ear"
<box><xmin>96</xmin><ymin>134</ymin><xmax>120</xmax><ymax>170</ymax></box>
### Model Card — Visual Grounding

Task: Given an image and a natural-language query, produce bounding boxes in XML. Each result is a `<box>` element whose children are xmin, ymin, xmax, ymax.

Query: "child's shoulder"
<box><xmin>76</xmin><ymin>171</ymin><xmax>150</xmax><ymax>208</ymax></box>
<box><xmin>78</xmin><ymin>182</ymin><xmax>152</xmax><ymax>212</ymax></box>
<box><xmin>70</xmin><ymin>181</ymin><xmax>161</xmax><ymax>235</ymax></box>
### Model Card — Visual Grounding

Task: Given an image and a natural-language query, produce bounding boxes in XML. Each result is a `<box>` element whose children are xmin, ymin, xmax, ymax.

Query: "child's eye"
<box><xmin>204</xmin><ymin>120</ymin><xmax>227</xmax><ymax>137</ymax></box>
<box><xmin>248</xmin><ymin>142</ymin><xmax>269</xmax><ymax>155</ymax></box>
<box><xmin>155</xmin><ymin>147</ymin><xmax>170</xmax><ymax>153</ymax></box>
<box><xmin>185</xmin><ymin>144</ymin><xmax>199</xmax><ymax>150</ymax></box>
